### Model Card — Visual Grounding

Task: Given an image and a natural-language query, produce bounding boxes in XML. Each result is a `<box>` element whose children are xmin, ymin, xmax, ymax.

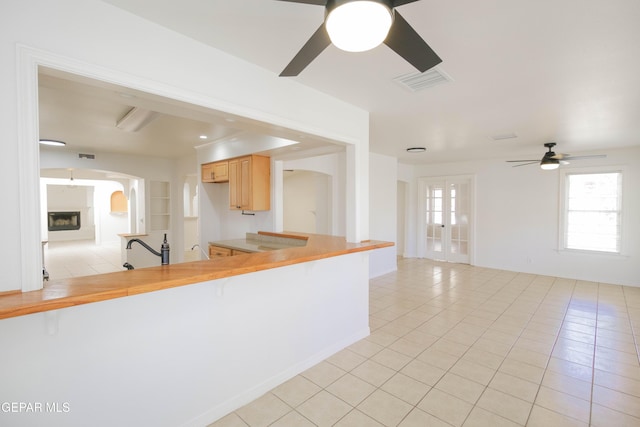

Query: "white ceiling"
<box><xmin>46</xmin><ymin>0</ymin><xmax>640</xmax><ymax>165</ymax></box>
<box><xmin>38</xmin><ymin>68</ymin><xmax>342</xmax><ymax>164</ymax></box>
<box><xmin>39</xmin><ymin>71</ymin><xmax>242</xmax><ymax>159</ymax></box>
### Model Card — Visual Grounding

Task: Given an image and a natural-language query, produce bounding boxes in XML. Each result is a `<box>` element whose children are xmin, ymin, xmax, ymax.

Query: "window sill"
<box><xmin>557</xmin><ymin>248</ymin><xmax>628</xmax><ymax>259</ymax></box>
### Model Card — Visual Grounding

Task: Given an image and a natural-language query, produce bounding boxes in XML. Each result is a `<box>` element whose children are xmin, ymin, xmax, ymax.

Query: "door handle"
<box><xmin>441</xmin><ymin>224</ymin><xmax>445</xmax><ymax>228</ymax></box>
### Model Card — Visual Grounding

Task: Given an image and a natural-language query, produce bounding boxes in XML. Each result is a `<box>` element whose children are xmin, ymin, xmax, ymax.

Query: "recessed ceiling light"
<box><xmin>199</xmin><ymin>135</ymin><xmax>208</xmax><ymax>139</ymax></box>
<box><xmin>39</xmin><ymin>139</ymin><xmax>66</xmax><ymax>147</ymax></box>
<box><xmin>406</xmin><ymin>147</ymin><xmax>426</xmax><ymax>153</ymax></box>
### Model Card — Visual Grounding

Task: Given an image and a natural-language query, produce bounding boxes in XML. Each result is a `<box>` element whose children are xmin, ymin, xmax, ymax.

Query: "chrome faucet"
<box><xmin>126</xmin><ymin>233</ymin><xmax>170</xmax><ymax>265</ymax></box>
<box><xmin>191</xmin><ymin>244</ymin><xmax>210</xmax><ymax>260</ymax></box>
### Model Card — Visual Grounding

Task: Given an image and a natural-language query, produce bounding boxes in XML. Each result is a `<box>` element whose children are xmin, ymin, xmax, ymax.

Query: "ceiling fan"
<box><xmin>277</xmin><ymin>0</ymin><xmax>442</xmax><ymax>76</ymax></box>
<box><xmin>507</xmin><ymin>142</ymin><xmax>606</xmax><ymax>170</ymax></box>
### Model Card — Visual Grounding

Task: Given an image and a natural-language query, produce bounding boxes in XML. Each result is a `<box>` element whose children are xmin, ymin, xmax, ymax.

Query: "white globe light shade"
<box><xmin>326</xmin><ymin>1</ymin><xmax>393</xmax><ymax>52</ymax></box>
<box><xmin>540</xmin><ymin>159</ymin><xmax>560</xmax><ymax>170</ymax></box>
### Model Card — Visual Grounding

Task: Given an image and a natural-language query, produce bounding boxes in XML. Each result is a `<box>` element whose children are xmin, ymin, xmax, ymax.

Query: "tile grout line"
<box><xmin>475</xmin><ymin>274</ymin><xmax>574</xmax><ymax>427</ymax></box>
<box><xmin>220</xmin><ymin>261</ymin><xmax>639</xmax><ymax>427</ymax></box>
<box><xmin>621</xmin><ymin>285</ymin><xmax>640</xmax><ymax>366</ymax></box>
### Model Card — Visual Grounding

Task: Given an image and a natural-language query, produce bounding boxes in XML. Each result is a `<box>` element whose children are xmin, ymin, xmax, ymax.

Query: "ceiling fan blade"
<box><xmin>506</xmin><ymin>160</ymin><xmax>538</xmax><ymax>162</ymax></box>
<box><xmin>512</xmin><ymin>161</ymin><xmax>539</xmax><ymax>167</ymax></box>
<box><xmin>393</xmin><ymin>0</ymin><xmax>422</xmax><ymax>6</ymax></box>
<box><xmin>275</xmin><ymin>0</ymin><xmax>326</xmax><ymax>5</ymax></box>
<box><xmin>383</xmin><ymin>11</ymin><xmax>442</xmax><ymax>72</ymax></box>
<box><xmin>562</xmin><ymin>154</ymin><xmax>607</xmax><ymax>161</ymax></box>
<box><xmin>280</xmin><ymin>24</ymin><xmax>331</xmax><ymax>76</ymax></box>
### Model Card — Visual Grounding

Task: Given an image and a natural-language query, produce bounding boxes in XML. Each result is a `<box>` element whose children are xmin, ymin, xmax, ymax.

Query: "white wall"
<box><xmin>1</xmin><ymin>0</ymin><xmax>369</xmax><ymax>293</ymax></box>
<box><xmin>284</xmin><ymin>152</ymin><xmax>347</xmax><ymax>236</ymax></box>
<box><xmin>173</xmin><ymin>153</ymin><xmax>200</xmax><ymax>261</ymax></box>
<box><xmin>397</xmin><ymin>181</ymin><xmax>407</xmax><ymax>257</ymax></box>
<box><xmin>94</xmin><ymin>181</ymin><xmax>128</xmax><ymax>244</ymax></box>
<box><xmin>0</xmin><ymin>252</ymin><xmax>370</xmax><ymax>427</ymax></box>
<box><xmin>283</xmin><ymin>171</ymin><xmax>332</xmax><ymax>234</ymax></box>
<box><xmin>368</xmin><ymin>153</ymin><xmax>398</xmax><ymax>277</ymax></box>
<box><xmin>408</xmin><ymin>146</ymin><xmax>640</xmax><ymax>286</ymax></box>
<box><xmin>199</xmin><ymin>181</ymin><xmax>274</xmax><ymax>242</ymax></box>
<box><xmin>398</xmin><ymin>163</ymin><xmax>417</xmax><ymax>258</ymax></box>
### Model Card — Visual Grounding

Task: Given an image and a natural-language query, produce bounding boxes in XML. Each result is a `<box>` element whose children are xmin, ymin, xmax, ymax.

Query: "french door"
<box><xmin>421</xmin><ymin>176</ymin><xmax>473</xmax><ymax>263</ymax></box>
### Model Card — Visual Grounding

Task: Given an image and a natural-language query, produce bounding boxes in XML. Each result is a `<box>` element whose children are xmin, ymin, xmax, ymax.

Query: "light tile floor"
<box><xmin>210</xmin><ymin>257</ymin><xmax>640</xmax><ymax>426</ymax></box>
<box><xmin>43</xmin><ymin>240</ymin><xmax>205</xmax><ymax>280</ymax></box>
<box><xmin>43</xmin><ymin>240</ymin><xmax>123</xmax><ymax>279</ymax></box>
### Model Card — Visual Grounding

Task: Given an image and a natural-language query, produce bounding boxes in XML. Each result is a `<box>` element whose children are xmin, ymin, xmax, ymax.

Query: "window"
<box><xmin>560</xmin><ymin>170</ymin><xmax>622</xmax><ymax>253</ymax></box>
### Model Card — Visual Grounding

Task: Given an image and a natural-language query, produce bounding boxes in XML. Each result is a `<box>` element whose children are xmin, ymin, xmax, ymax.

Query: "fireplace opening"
<box><xmin>48</xmin><ymin>211</ymin><xmax>81</xmax><ymax>231</ymax></box>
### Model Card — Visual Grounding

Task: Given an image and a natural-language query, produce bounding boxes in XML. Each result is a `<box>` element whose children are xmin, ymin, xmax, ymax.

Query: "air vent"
<box><xmin>490</xmin><ymin>133</ymin><xmax>518</xmax><ymax>141</ymax></box>
<box><xmin>393</xmin><ymin>67</ymin><xmax>453</xmax><ymax>92</ymax></box>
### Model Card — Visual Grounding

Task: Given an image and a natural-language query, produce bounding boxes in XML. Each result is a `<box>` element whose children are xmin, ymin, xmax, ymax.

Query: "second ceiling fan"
<box><xmin>277</xmin><ymin>0</ymin><xmax>442</xmax><ymax>76</ymax></box>
<box><xmin>507</xmin><ymin>143</ymin><xmax>607</xmax><ymax>170</ymax></box>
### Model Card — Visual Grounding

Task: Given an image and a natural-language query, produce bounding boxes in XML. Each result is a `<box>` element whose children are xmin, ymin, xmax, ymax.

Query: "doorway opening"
<box><xmin>40</xmin><ymin>170</ymin><xmax>140</xmax><ymax>279</ymax></box>
<box><xmin>283</xmin><ymin>170</ymin><xmax>332</xmax><ymax>234</ymax></box>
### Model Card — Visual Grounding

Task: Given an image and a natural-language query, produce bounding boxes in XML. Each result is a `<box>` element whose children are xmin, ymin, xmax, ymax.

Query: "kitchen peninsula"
<box><xmin>208</xmin><ymin>231</ymin><xmax>308</xmax><ymax>257</ymax></box>
<box><xmin>0</xmin><ymin>232</ymin><xmax>392</xmax><ymax>426</ymax></box>
<box><xmin>0</xmin><ymin>233</ymin><xmax>390</xmax><ymax>320</ymax></box>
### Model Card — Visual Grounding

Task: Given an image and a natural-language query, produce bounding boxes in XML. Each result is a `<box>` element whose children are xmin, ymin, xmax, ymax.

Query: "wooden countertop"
<box><xmin>0</xmin><ymin>233</ymin><xmax>393</xmax><ymax>320</ymax></box>
<box><xmin>210</xmin><ymin>231</ymin><xmax>309</xmax><ymax>253</ymax></box>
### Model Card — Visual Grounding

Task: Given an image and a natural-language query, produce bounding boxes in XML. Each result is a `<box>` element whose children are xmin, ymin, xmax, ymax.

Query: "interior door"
<box><xmin>425</xmin><ymin>180</ymin><xmax>446</xmax><ymax>260</ymax></box>
<box><xmin>424</xmin><ymin>177</ymin><xmax>472</xmax><ymax>263</ymax></box>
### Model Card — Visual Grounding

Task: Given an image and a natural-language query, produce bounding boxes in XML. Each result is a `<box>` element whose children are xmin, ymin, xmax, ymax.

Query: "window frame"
<box><xmin>558</xmin><ymin>166</ymin><xmax>626</xmax><ymax>256</ymax></box>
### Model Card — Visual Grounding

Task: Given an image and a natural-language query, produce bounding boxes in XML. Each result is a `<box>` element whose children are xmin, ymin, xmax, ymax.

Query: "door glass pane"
<box><xmin>426</xmin><ymin>183</ymin><xmax>445</xmax><ymax>257</ymax></box>
<box><xmin>451</xmin><ymin>182</ymin><xmax>469</xmax><ymax>257</ymax></box>
<box><xmin>424</xmin><ymin>178</ymin><xmax>471</xmax><ymax>263</ymax></box>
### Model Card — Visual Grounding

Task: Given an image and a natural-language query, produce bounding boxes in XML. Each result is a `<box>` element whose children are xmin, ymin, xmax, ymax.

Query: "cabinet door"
<box><xmin>209</xmin><ymin>245</ymin><xmax>231</xmax><ymax>258</ymax></box>
<box><xmin>250</xmin><ymin>155</ymin><xmax>270</xmax><ymax>211</ymax></box>
<box><xmin>239</xmin><ymin>157</ymin><xmax>251</xmax><ymax>209</ymax></box>
<box><xmin>229</xmin><ymin>159</ymin><xmax>240</xmax><ymax>209</ymax></box>
<box><xmin>212</xmin><ymin>161</ymin><xmax>229</xmax><ymax>183</ymax></box>
<box><xmin>228</xmin><ymin>155</ymin><xmax>270</xmax><ymax>211</ymax></box>
<box><xmin>231</xmin><ymin>249</ymin><xmax>251</xmax><ymax>256</ymax></box>
<box><xmin>201</xmin><ymin>163</ymin><xmax>214</xmax><ymax>183</ymax></box>
<box><xmin>202</xmin><ymin>162</ymin><xmax>228</xmax><ymax>183</ymax></box>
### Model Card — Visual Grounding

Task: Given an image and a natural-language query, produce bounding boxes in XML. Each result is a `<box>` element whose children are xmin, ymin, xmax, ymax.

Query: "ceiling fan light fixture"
<box><xmin>326</xmin><ymin>0</ymin><xmax>393</xmax><ymax>52</ymax></box>
<box><xmin>540</xmin><ymin>157</ymin><xmax>560</xmax><ymax>170</ymax></box>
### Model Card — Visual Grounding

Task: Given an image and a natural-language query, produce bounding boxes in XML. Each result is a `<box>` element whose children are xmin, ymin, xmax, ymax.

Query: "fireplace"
<box><xmin>48</xmin><ymin>211</ymin><xmax>81</xmax><ymax>231</ymax></box>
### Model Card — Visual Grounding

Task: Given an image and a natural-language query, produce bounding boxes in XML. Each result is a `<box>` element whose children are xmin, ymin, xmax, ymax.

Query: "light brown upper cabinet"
<box><xmin>229</xmin><ymin>155</ymin><xmax>270</xmax><ymax>211</ymax></box>
<box><xmin>201</xmin><ymin>160</ymin><xmax>229</xmax><ymax>183</ymax></box>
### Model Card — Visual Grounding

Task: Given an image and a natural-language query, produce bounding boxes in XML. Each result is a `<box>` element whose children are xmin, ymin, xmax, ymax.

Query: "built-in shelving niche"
<box><xmin>150</xmin><ymin>181</ymin><xmax>170</xmax><ymax>231</ymax></box>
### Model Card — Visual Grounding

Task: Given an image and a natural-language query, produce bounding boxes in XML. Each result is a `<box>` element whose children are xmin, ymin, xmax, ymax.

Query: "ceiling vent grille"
<box><xmin>393</xmin><ymin>67</ymin><xmax>453</xmax><ymax>92</ymax></box>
